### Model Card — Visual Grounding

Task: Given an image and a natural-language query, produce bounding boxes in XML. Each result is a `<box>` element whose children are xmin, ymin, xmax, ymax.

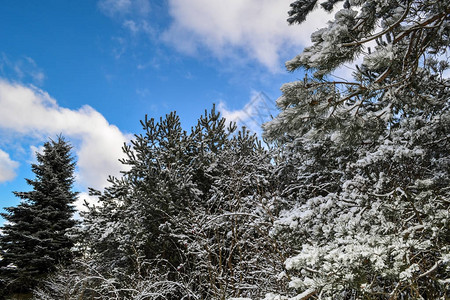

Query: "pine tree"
<box><xmin>79</xmin><ymin>111</ymin><xmax>201</xmax><ymax>299</ymax></box>
<box><xmin>263</xmin><ymin>0</ymin><xmax>449</xmax><ymax>298</ymax></box>
<box><xmin>191</xmin><ymin>128</ymin><xmax>288</xmax><ymax>298</ymax></box>
<box><xmin>0</xmin><ymin>136</ymin><xmax>78</xmax><ymax>295</ymax></box>
<box><xmin>57</xmin><ymin>107</ymin><xmax>285</xmax><ymax>299</ymax></box>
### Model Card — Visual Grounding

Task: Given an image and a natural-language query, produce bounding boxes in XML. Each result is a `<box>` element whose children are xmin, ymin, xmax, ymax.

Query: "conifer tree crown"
<box><xmin>0</xmin><ymin>136</ymin><xmax>78</xmax><ymax>295</ymax></box>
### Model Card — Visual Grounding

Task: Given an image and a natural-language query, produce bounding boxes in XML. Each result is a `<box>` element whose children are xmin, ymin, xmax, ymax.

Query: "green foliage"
<box><xmin>74</xmin><ymin>106</ymin><xmax>285</xmax><ymax>299</ymax></box>
<box><xmin>263</xmin><ymin>0</ymin><xmax>450</xmax><ymax>298</ymax></box>
<box><xmin>0</xmin><ymin>136</ymin><xmax>78</xmax><ymax>296</ymax></box>
<box><xmin>266</xmin><ymin>0</ymin><xmax>450</xmax><ymax>144</ymax></box>
<box><xmin>21</xmin><ymin>2</ymin><xmax>450</xmax><ymax>299</ymax></box>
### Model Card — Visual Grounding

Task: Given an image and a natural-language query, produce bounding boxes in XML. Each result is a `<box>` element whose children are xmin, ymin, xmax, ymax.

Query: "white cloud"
<box><xmin>0</xmin><ymin>149</ymin><xmax>19</xmax><ymax>183</ymax></box>
<box><xmin>71</xmin><ymin>192</ymin><xmax>101</xmax><ymax>221</ymax></box>
<box><xmin>29</xmin><ymin>145</ymin><xmax>45</xmax><ymax>161</ymax></box>
<box><xmin>0</xmin><ymin>79</ymin><xmax>130</xmax><ymax>190</ymax></box>
<box><xmin>99</xmin><ymin>0</ymin><xmax>156</xmax><ymax>52</ymax></box>
<box><xmin>163</xmin><ymin>0</ymin><xmax>332</xmax><ymax>72</ymax></box>
<box><xmin>123</xmin><ymin>19</ymin><xmax>139</xmax><ymax>33</ymax></box>
<box><xmin>98</xmin><ymin>0</ymin><xmax>133</xmax><ymax>17</ymax></box>
<box><xmin>122</xmin><ymin>19</ymin><xmax>155</xmax><ymax>36</ymax></box>
<box><xmin>218</xmin><ymin>91</ymin><xmax>277</xmax><ymax>134</ymax></box>
<box><xmin>75</xmin><ymin>192</ymin><xmax>100</xmax><ymax>212</ymax></box>
<box><xmin>98</xmin><ymin>1</ymin><xmax>334</xmax><ymax>71</ymax></box>
<box><xmin>98</xmin><ymin>0</ymin><xmax>152</xmax><ymax>23</ymax></box>
<box><xmin>0</xmin><ymin>54</ymin><xmax>46</xmax><ymax>85</ymax></box>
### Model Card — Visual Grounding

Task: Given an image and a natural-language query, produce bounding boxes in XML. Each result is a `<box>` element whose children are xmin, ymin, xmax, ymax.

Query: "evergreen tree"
<box><xmin>263</xmin><ymin>0</ymin><xmax>449</xmax><ymax>298</ymax></box>
<box><xmin>48</xmin><ymin>107</ymin><xmax>285</xmax><ymax>299</ymax></box>
<box><xmin>78</xmin><ymin>111</ymin><xmax>205</xmax><ymax>299</ymax></box>
<box><xmin>0</xmin><ymin>136</ymin><xmax>78</xmax><ymax>295</ymax></box>
<box><xmin>194</xmin><ymin>128</ymin><xmax>288</xmax><ymax>298</ymax></box>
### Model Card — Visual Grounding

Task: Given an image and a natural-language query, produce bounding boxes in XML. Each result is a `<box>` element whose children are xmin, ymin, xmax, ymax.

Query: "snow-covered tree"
<box><xmin>263</xmin><ymin>0</ymin><xmax>449</xmax><ymax>298</ymax></box>
<box><xmin>79</xmin><ymin>111</ymin><xmax>198</xmax><ymax>298</ymax></box>
<box><xmin>0</xmin><ymin>136</ymin><xmax>78</xmax><ymax>296</ymax></box>
<box><xmin>186</xmin><ymin>126</ymin><xmax>289</xmax><ymax>299</ymax></box>
<box><xmin>69</xmin><ymin>107</ymin><xmax>285</xmax><ymax>299</ymax></box>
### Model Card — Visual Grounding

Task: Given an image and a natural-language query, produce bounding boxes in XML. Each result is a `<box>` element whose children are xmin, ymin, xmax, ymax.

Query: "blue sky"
<box><xmin>0</xmin><ymin>0</ymin><xmax>331</xmax><ymax>224</ymax></box>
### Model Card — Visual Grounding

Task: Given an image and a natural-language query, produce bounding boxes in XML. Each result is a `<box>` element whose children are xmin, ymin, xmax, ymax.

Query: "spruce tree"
<box><xmin>0</xmin><ymin>136</ymin><xmax>78</xmax><ymax>295</ymax></box>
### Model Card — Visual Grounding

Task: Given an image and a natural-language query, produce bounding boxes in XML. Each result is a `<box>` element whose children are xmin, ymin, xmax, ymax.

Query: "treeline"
<box><xmin>1</xmin><ymin>0</ymin><xmax>449</xmax><ymax>299</ymax></box>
